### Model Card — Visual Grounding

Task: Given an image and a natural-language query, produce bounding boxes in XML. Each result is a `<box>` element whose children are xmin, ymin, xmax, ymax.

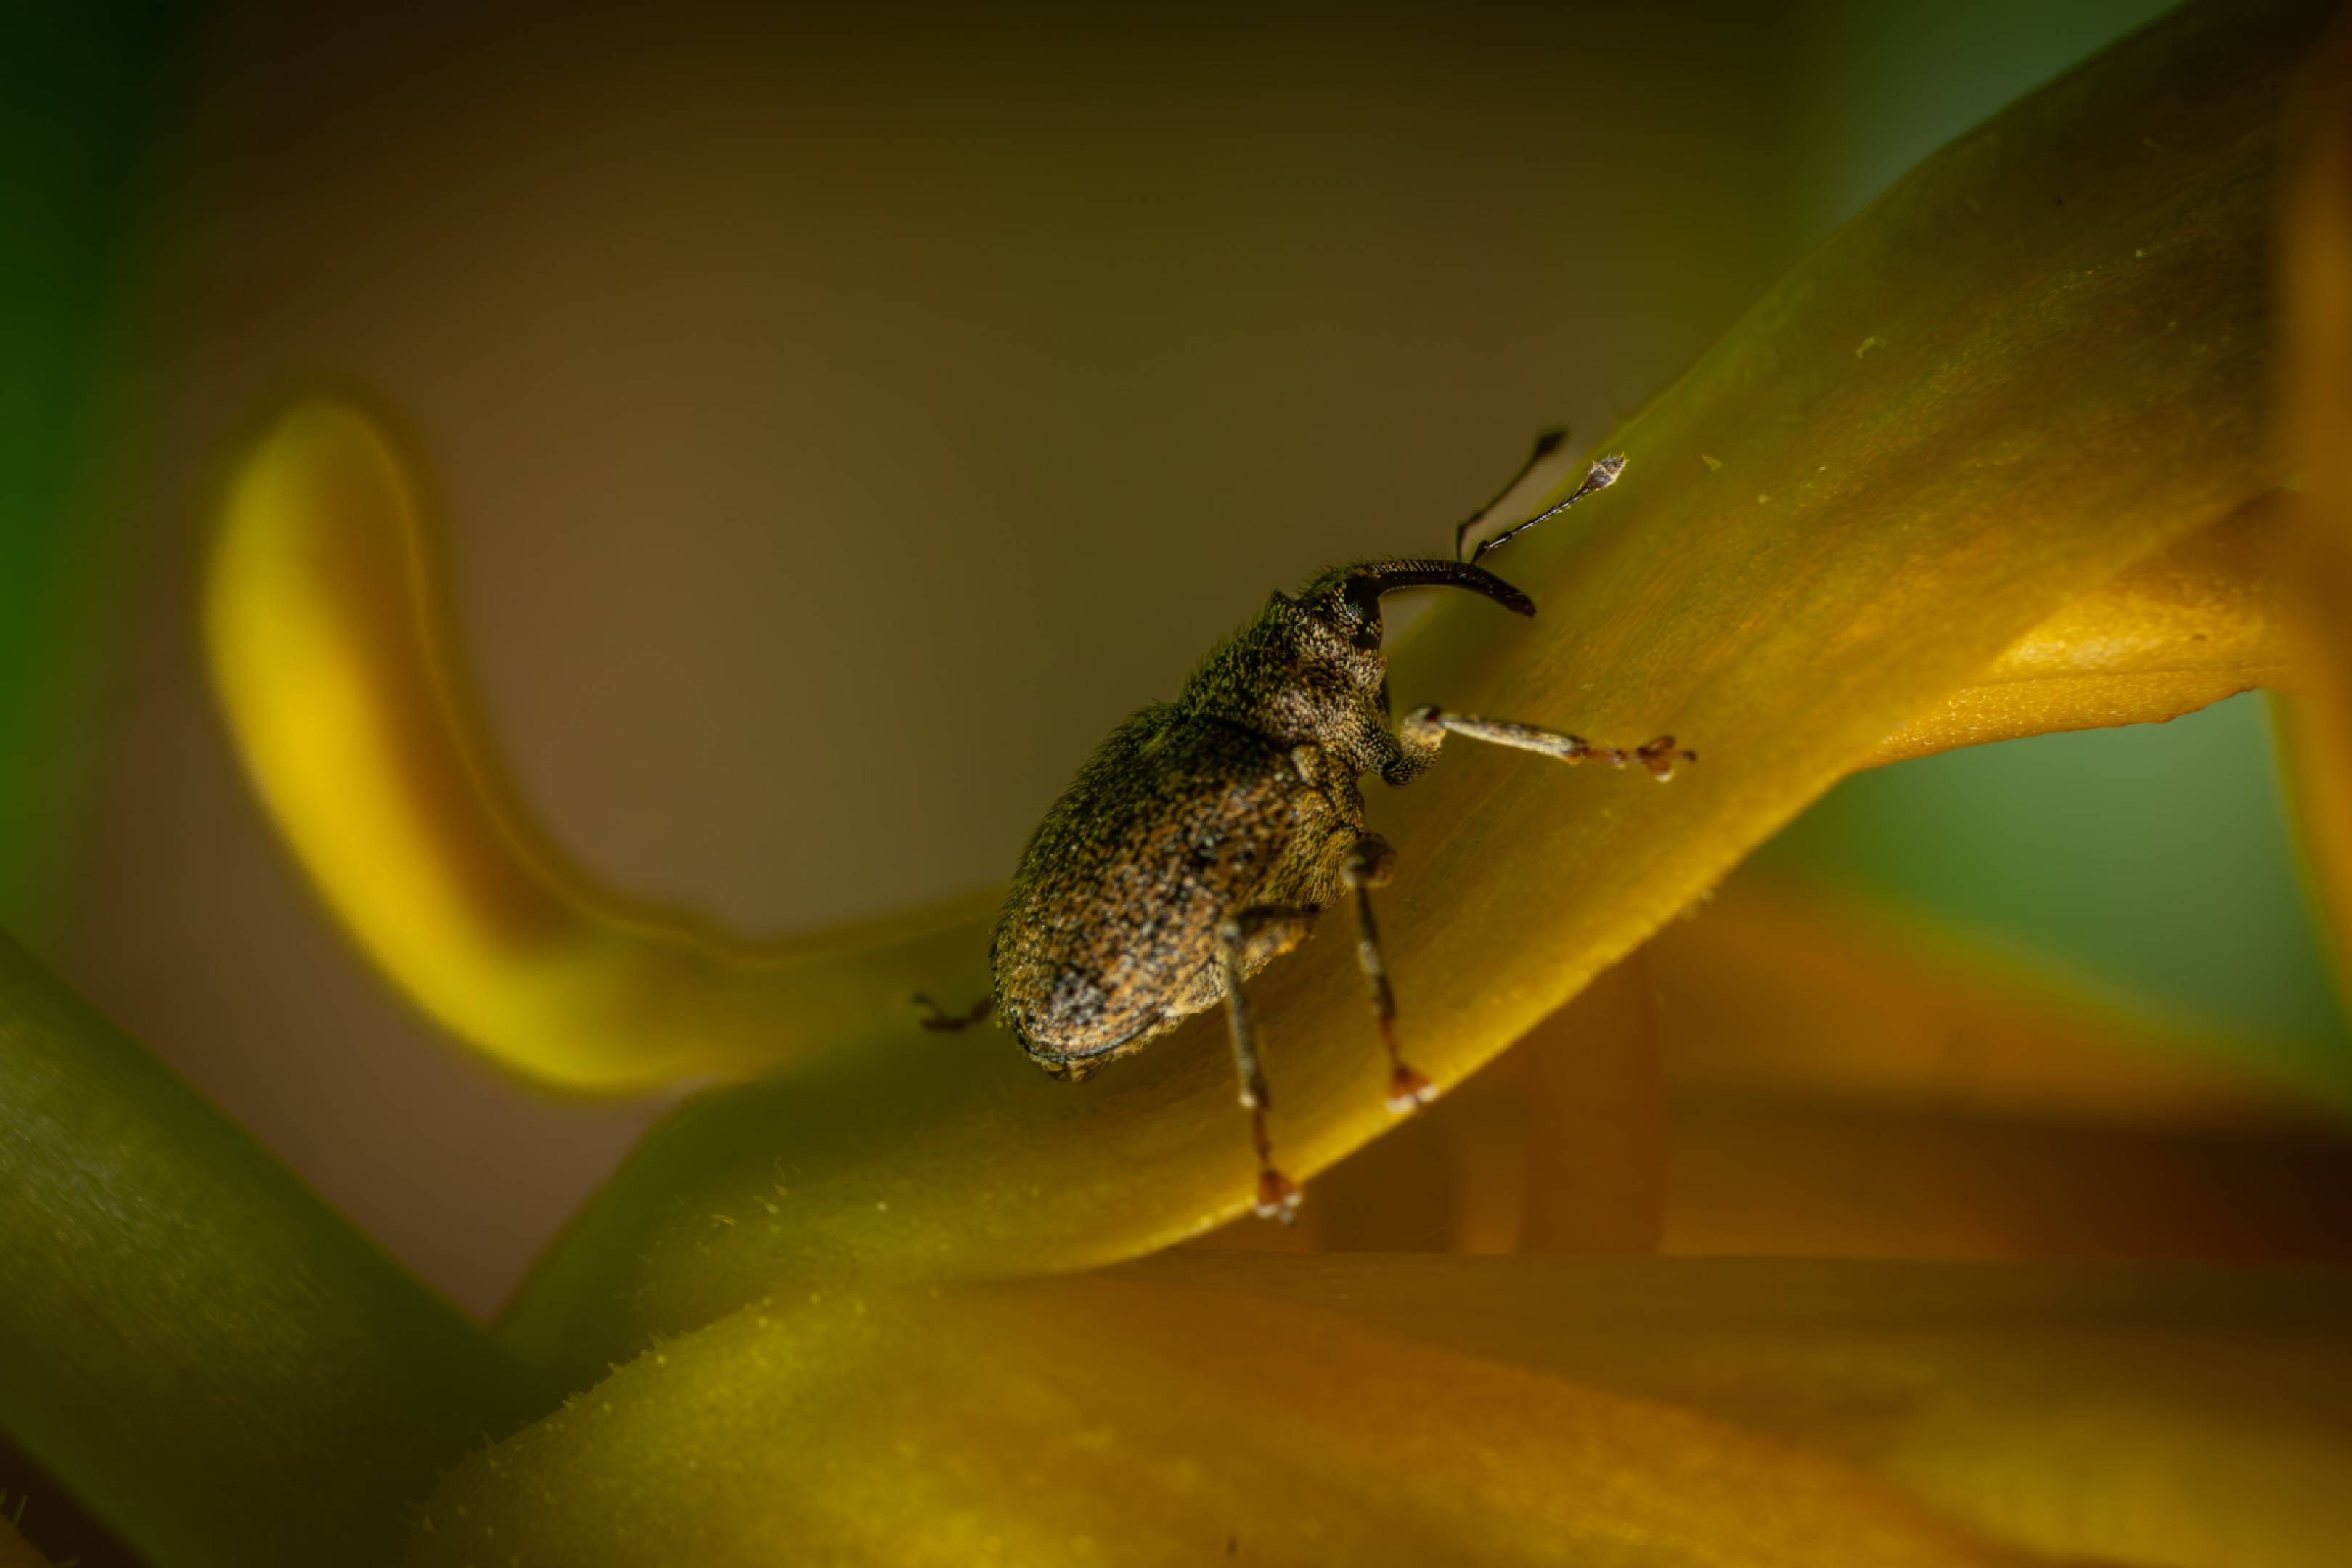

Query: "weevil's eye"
<box><xmin>1338</xmin><ymin>587</ymin><xmax>1384</xmax><ymax>650</ymax></box>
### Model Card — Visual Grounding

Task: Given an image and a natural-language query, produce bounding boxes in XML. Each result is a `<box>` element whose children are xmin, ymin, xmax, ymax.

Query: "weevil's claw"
<box><xmin>1386</xmin><ymin>1063</ymin><xmax>1435</xmax><ymax>1113</ymax></box>
<box><xmin>1635</xmin><ymin>735</ymin><xmax>1696</xmax><ymax>781</ymax></box>
<box><xmin>912</xmin><ymin>992</ymin><xmax>995</xmax><ymax>1032</ymax></box>
<box><xmin>1254</xmin><ymin>1167</ymin><xmax>1303</xmax><ymax>1222</ymax></box>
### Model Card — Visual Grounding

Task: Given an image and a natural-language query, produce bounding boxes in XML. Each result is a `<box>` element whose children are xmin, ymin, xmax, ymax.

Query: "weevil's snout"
<box><xmin>1299</xmin><ymin>560</ymin><xmax>1539</xmax><ymax>646</ymax></box>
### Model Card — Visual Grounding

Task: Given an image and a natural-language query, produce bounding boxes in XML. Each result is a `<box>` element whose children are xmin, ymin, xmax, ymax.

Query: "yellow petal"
<box><xmin>1654</xmin><ymin>882</ymin><xmax>2352</xmax><ymax>1259</ymax></box>
<box><xmin>1130</xmin><ymin>1253</ymin><xmax>2352</xmax><ymax>1568</ymax></box>
<box><xmin>203</xmin><ymin>401</ymin><xmax>995</xmax><ymax>1091</ymax></box>
<box><xmin>497</xmin><ymin>0</ymin><xmax>2324</xmax><ymax>1381</ymax></box>
<box><xmin>2274</xmin><ymin>18</ymin><xmax>2352</xmax><ymax>997</ymax></box>
<box><xmin>1865</xmin><ymin>492</ymin><xmax>2298</xmax><ymax>767</ymax></box>
<box><xmin>412</xmin><ymin>1275</ymin><xmax>2046</xmax><ymax>1568</ymax></box>
<box><xmin>1653</xmin><ymin>874</ymin><xmax>2341</xmax><ymax>1123</ymax></box>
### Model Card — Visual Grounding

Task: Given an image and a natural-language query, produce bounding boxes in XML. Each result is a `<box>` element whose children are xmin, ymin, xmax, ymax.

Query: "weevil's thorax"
<box><xmin>1175</xmin><ymin>576</ymin><xmax>1400</xmax><ymax>777</ymax></box>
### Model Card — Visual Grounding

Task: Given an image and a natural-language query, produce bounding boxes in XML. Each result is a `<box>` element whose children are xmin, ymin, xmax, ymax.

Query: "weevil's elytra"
<box><xmin>924</xmin><ymin>436</ymin><xmax>1693</xmax><ymax>1220</ymax></box>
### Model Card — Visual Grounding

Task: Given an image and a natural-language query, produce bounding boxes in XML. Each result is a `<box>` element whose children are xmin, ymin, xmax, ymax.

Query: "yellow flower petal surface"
<box><xmin>497</xmin><ymin>0</ymin><xmax>2324</xmax><ymax>1383</ymax></box>
<box><xmin>414</xmin><ymin>1275</ymin><xmax>2043</xmax><ymax>1568</ymax></box>
<box><xmin>1132</xmin><ymin>1254</ymin><xmax>2352</xmax><ymax>1568</ymax></box>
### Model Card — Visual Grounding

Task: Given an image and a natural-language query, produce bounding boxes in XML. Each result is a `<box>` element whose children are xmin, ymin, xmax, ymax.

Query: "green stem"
<box><xmin>0</xmin><ymin>934</ymin><xmax>548</xmax><ymax>1567</ymax></box>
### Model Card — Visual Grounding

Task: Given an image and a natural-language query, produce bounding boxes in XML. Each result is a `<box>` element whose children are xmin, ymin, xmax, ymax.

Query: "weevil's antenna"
<box><xmin>1454</xmin><ymin>427</ymin><xmax>1567</xmax><ymax>563</ymax></box>
<box><xmin>1467</xmin><ymin>452</ymin><xmax>1626</xmax><ymax>568</ymax></box>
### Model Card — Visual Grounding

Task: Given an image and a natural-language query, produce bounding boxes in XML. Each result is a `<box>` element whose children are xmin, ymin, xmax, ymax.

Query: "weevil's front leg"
<box><xmin>1340</xmin><ymin>836</ymin><xmax>1434</xmax><ymax>1113</ymax></box>
<box><xmin>1217</xmin><ymin>905</ymin><xmax>1316</xmax><ymax>1221</ymax></box>
<box><xmin>1399</xmin><ymin>704</ymin><xmax>1695</xmax><ymax>780</ymax></box>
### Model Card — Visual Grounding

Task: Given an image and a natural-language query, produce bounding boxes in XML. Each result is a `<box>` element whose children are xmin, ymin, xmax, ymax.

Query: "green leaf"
<box><xmin>0</xmin><ymin>934</ymin><xmax>546</xmax><ymax>1567</ymax></box>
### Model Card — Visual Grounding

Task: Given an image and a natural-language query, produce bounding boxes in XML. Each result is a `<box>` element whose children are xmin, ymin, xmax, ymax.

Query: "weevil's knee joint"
<box><xmin>1342</xmin><ymin>839</ymin><xmax>1397</xmax><ymax>889</ymax></box>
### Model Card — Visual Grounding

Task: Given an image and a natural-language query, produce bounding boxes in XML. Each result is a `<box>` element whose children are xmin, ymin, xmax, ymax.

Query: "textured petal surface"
<box><xmin>493</xmin><ymin>0</ymin><xmax>2326</xmax><ymax>1383</ymax></box>
<box><xmin>1127</xmin><ymin>1254</ymin><xmax>2352</xmax><ymax>1568</ymax></box>
<box><xmin>411</xmin><ymin>1273</ymin><xmax>2049</xmax><ymax>1568</ymax></box>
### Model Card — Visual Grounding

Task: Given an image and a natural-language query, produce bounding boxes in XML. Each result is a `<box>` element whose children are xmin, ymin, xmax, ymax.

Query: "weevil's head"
<box><xmin>1178</xmin><ymin>558</ymin><xmax>1535</xmax><ymax>779</ymax></box>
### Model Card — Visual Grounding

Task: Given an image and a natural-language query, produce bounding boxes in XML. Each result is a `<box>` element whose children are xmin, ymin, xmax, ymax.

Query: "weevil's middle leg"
<box><xmin>1400</xmin><ymin>704</ymin><xmax>1696</xmax><ymax>780</ymax></box>
<box><xmin>1217</xmin><ymin>905</ymin><xmax>1315</xmax><ymax>1222</ymax></box>
<box><xmin>1340</xmin><ymin>836</ymin><xmax>1434</xmax><ymax>1113</ymax></box>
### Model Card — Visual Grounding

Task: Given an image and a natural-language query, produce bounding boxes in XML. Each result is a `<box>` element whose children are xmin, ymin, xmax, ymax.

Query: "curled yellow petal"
<box><xmin>494</xmin><ymin>0</ymin><xmax>2324</xmax><ymax>1381</ymax></box>
<box><xmin>204</xmin><ymin>402</ymin><xmax>994</xmax><ymax>1091</ymax></box>
<box><xmin>1866</xmin><ymin>493</ymin><xmax>2299</xmax><ymax>767</ymax></box>
<box><xmin>413</xmin><ymin>1274</ymin><xmax>2048</xmax><ymax>1568</ymax></box>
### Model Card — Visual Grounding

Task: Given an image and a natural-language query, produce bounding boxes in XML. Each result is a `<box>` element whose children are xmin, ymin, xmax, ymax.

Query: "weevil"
<box><xmin>917</xmin><ymin>433</ymin><xmax>1691</xmax><ymax>1219</ymax></box>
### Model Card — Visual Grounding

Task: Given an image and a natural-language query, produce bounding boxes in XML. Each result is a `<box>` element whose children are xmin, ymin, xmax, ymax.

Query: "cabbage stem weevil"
<box><xmin>921</xmin><ymin>435</ymin><xmax>1691</xmax><ymax>1220</ymax></box>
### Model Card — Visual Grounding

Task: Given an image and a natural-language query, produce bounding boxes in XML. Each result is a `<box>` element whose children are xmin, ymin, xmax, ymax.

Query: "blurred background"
<box><xmin>4</xmin><ymin>0</ymin><xmax>2341</xmax><ymax>1332</ymax></box>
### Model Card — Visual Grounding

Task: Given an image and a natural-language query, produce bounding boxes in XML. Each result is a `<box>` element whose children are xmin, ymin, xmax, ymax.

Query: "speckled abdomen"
<box><xmin>992</xmin><ymin>709</ymin><xmax>1359</xmax><ymax>1068</ymax></box>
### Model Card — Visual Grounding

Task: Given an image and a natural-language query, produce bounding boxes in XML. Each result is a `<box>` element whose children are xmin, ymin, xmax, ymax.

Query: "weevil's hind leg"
<box><xmin>912</xmin><ymin>992</ymin><xmax>995</xmax><ymax>1032</ymax></box>
<box><xmin>1217</xmin><ymin>905</ymin><xmax>1317</xmax><ymax>1222</ymax></box>
<box><xmin>1454</xmin><ymin>427</ymin><xmax>1568</xmax><ymax>563</ymax></box>
<box><xmin>1341</xmin><ymin>836</ymin><xmax>1434</xmax><ymax>1113</ymax></box>
<box><xmin>1400</xmin><ymin>704</ymin><xmax>1696</xmax><ymax>780</ymax></box>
